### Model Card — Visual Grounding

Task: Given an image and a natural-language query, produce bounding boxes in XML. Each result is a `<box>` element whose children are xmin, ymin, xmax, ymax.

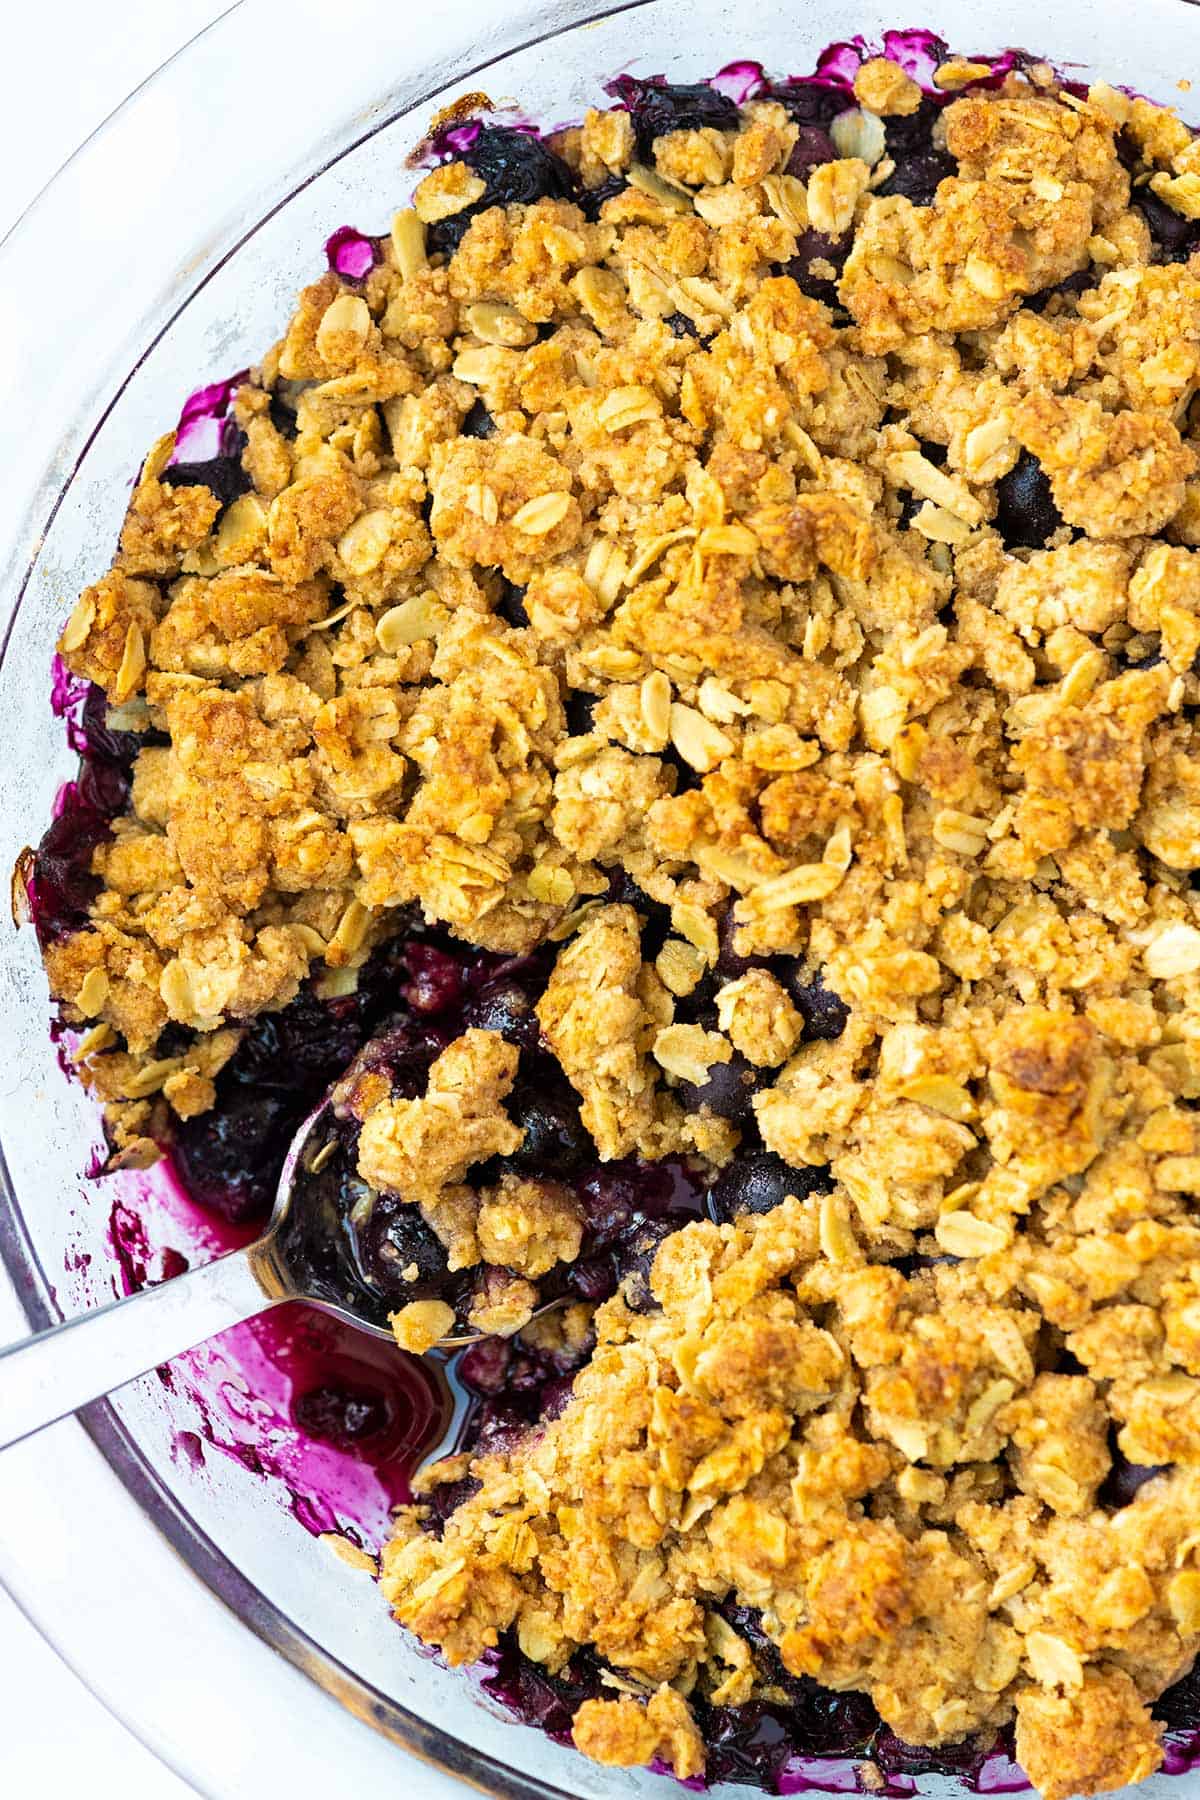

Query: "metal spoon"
<box><xmin>0</xmin><ymin>1102</ymin><xmax>553</xmax><ymax>1451</ymax></box>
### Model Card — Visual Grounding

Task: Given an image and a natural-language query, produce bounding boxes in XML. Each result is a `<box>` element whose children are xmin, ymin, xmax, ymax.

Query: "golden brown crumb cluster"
<box><xmin>35</xmin><ymin>45</ymin><xmax>1200</xmax><ymax>1800</ymax></box>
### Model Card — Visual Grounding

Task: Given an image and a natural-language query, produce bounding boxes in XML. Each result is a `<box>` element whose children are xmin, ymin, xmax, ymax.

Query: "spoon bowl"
<box><xmin>0</xmin><ymin>1099</ymin><xmax>562</xmax><ymax>1451</ymax></box>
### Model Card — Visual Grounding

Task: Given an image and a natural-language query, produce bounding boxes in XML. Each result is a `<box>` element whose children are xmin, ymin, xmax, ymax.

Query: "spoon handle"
<box><xmin>0</xmin><ymin>1242</ymin><xmax>280</xmax><ymax>1452</ymax></box>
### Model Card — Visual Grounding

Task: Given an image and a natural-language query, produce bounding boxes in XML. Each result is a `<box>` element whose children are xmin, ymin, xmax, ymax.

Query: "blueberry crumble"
<box><xmin>24</xmin><ymin>28</ymin><xmax>1200</xmax><ymax>1800</ymax></box>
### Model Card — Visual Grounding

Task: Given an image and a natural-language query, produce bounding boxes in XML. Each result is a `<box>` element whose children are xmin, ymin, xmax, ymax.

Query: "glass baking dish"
<box><xmin>1</xmin><ymin>0</ymin><xmax>1199</xmax><ymax>1794</ymax></box>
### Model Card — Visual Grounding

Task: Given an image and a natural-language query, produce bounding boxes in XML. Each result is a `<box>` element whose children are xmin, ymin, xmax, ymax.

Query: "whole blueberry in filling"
<box><xmin>607</xmin><ymin>74</ymin><xmax>740</xmax><ymax>155</ymax></box>
<box><xmin>425</xmin><ymin>125</ymin><xmax>576</xmax><ymax>255</ymax></box>
<box><xmin>709</xmin><ymin>1151</ymin><xmax>834</xmax><ymax>1221</ymax></box>
<box><xmin>994</xmin><ymin>450</ymin><xmax>1063</xmax><ymax>549</ymax></box>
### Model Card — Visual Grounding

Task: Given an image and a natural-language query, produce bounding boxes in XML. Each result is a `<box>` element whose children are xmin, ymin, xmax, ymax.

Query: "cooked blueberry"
<box><xmin>773</xmin><ymin>80</ymin><xmax>847</xmax><ymax>129</ymax></box>
<box><xmin>1152</xmin><ymin>1658</ymin><xmax>1200</xmax><ymax>1731</ymax></box>
<box><xmin>566</xmin><ymin>1254</ymin><xmax>618</xmax><ymax>1302</ymax></box>
<box><xmin>709</xmin><ymin>1151</ymin><xmax>833</xmax><ymax>1220</ymax></box>
<box><xmin>293</xmin><ymin>1383</ymin><xmax>389</xmax><ymax>1446</ymax></box>
<box><xmin>785</xmin><ymin>968</ymin><xmax>850</xmax><ymax>1042</ymax></box>
<box><xmin>875</xmin><ymin>1727</ymin><xmax>992</xmax><ymax>1781</ymax></box>
<box><xmin>538</xmin><ymin>1373</ymin><xmax>578</xmax><ymax>1419</ymax></box>
<box><xmin>496</xmin><ymin>580</ymin><xmax>530</xmax><ymax>628</ymax></box>
<box><xmin>427</xmin><ymin>127</ymin><xmax>575</xmax><ymax>255</ymax></box>
<box><xmin>29</xmin><ymin>806</ymin><xmax>110</xmax><ymax>944</ymax></box>
<box><xmin>714</xmin><ymin>907</ymin><xmax>769</xmax><ymax>979</ymax></box>
<box><xmin>461</xmin><ymin>398</ymin><xmax>496</xmax><ymax>438</ymax></box>
<box><xmin>882</xmin><ymin>95</ymin><xmax>944</xmax><ymax>156</ymax></box>
<box><xmin>717</xmin><ymin>1600</ymin><xmax>774</xmax><ymax>1653</ymax></box>
<box><xmin>355</xmin><ymin>1195</ymin><xmax>449</xmax><ymax>1296</ymax></box>
<box><xmin>664</xmin><ymin>310</ymin><xmax>701</xmax><ymax>339</ymax></box>
<box><xmin>876</xmin><ymin>147</ymin><xmax>957</xmax><ymax>207</ymax></box>
<box><xmin>80</xmin><ymin>683</ymin><xmax>143</xmax><ymax>765</ymax></box>
<box><xmin>1099</xmin><ymin>1453</ymin><xmax>1172</xmax><ymax>1509</ymax></box>
<box><xmin>508</xmin><ymin>1077</ymin><xmax>592</xmax><ymax>1175</ymax></box>
<box><xmin>465</xmin><ymin>979</ymin><xmax>539</xmax><ymax>1051</ymax></box>
<box><xmin>700</xmin><ymin>1703</ymin><xmax>794</xmax><ymax>1788</ymax></box>
<box><xmin>608</xmin><ymin>75</ymin><xmax>739</xmax><ymax>156</ymax></box>
<box><xmin>782</xmin><ymin>227</ymin><xmax>849</xmax><ymax>304</ymax></box>
<box><xmin>678</xmin><ymin>1049</ymin><xmax>760</xmax><ymax>1123</ymax></box>
<box><xmin>161</xmin><ymin>429</ymin><xmax>251</xmax><ymax>510</ymax></box>
<box><xmin>482</xmin><ymin>1636</ymin><xmax>600</xmax><ymax>1738</ymax></box>
<box><xmin>614</xmin><ymin>1216</ymin><xmax>678</xmax><ymax>1311</ymax></box>
<box><xmin>995</xmin><ymin>450</ymin><xmax>1062</xmax><ymax>549</ymax></box>
<box><xmin>233</xmin><ymin>986</ymin><xmax>369</xmax><ymax>1090</ymax></box>
<box><xmin>1135</xmin><ymin>186</ymin><xmax>1200</xmax><ymax>263</ymax></box>
<box><xmin>171</xmin><ymin>1089</ymin><xmax>297</xmax><ymax>1223</ymax></box>
<box><xmin>785</xmin><ymin>126</ymin><xmax>837</xmax><ymax>181</ymax></box>
<box><xmin>457</xmin><ymin>1336</ymin><xmax>512</xmax><ymax>1395</ymax></box>
<box><xmin>606</xmin><ymin>867</ymin><xmax>655</xmax><ymax>910</ymax></box>
<box><xmin>268</xmin><ymin>391</ymin><xmax>299</xmax><ymax>439</ymax></box>
<box><xmin>400</xmin><ymin>942</ymin><xmax>466</xmax><ymax>1015</ymax></box>
<box><xmin>1026</xmin><ymin>268</ymin><xmax>1094</xmax><ymax>314</ymax></box>
<box><xmin>425</xmin><ymin>1473</ymin><xmax>483</xmax><ymax>1532</ymax></box>
<box><xmin>576</xmin><ymin>172</ymin><xmax>626</xmax><ymax>220</ymax></box>
<box><xmin>565</xmin><ymin>690</ymin><xmax>597</xmax><ymax>734</ymax></box>
<box><xmin>472</xmin><ymin>1400</ymin><xmax>531</xmax><ymax>1457</ymax></box>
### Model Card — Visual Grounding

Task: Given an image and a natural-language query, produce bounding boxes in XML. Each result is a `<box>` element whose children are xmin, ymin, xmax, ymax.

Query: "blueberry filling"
<box><xmin>160</xmin><ymin>426</ymin><xmax>252</xmax><ymax>512</ymax></box>
<box><xmin>781</xmin><ymin>228</ymin><xmax>850</xmax><ymax>306</ymax></box>
<box><xmin>27</xmin><ymin>683</ymin><xmax>137</xmax><ymax>946</ymax></box>
<box><xmin>994</xmin><ymin>451</ymin><xmax>1063</xmax><ymax>550</ymax></box>
<box><xmin>425</xmin><ymin>125</ymin><xmax>576</xmax><ymax>256</ymax></box>
<box><xmin>606</xmin><ymin>74</ymin><xmax>741</xmax><ymax>157</ymax></box>
<box><xmin>787</xmin><ymin>969</ymin><xmax>850</xmax><ymax>1043</ymax></box>
<box><xmin>482</xmin><ymin>1604</ymin><xmax>1016</xmax><ymax>1792</ymax></box>
<box><xmin>293</xmin><ymin>1382</ymin><xmax>390</xmax><ymax>1445</ymax></box>
<box><xmin>708</xmin><ymin>1151</ymin><xmax>834</xmax><ymax>1222</ymax></box>
<box><xmin>784</xmin><ymin>126</ymin><xmax>838</xmax><ymax>183</ymax></box>
<box><xmin>576</xmin><ymin>172</ymin><xmax>628</xmax><ymax>221</ymax></box>
<box><xmin>1133</xmin><ymin>183</ymin><xmax>1200</xmax><ymax>264</ymax></box>
<box><xmin>461</xmin><ymin>398</ymin><xmax>497</xmax><ymax>439</ymax></box>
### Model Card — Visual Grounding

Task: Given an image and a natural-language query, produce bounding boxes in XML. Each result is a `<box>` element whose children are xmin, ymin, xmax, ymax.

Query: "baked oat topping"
<box><xmin>28</xmin><ymin>32</ymin><xmax>1200</xmax><ymax>1800</ymax></box>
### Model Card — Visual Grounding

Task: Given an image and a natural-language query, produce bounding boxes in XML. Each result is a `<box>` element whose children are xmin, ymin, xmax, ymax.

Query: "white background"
<box><xmin>2</xmin><ymin>7</ymin><xmax>311</xmax><ymax>1796</ymax></box>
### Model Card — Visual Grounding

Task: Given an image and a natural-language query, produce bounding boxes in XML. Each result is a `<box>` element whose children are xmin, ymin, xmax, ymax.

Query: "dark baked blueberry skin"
<box><xmin>505</xmin><ymin>1074</ymin><xmax>594</xmax><ymax>1176</ymax></box>
<box><xmin>426</xmin><ymin>126</ymin><xmax>575</xmax><ymax>255</ymax></box>
<box><xmin>461</xmin><ymin>398</ymin><xmax>496</xmax><ymax>438</ymax></box>
<box><xmin>495</xmin><ymin>580</ymin><xmax>531</xmax><ymax>629</ymax></box>
<box><xmin>772</xmin><ymin>80</ymin><xmax>848</xmax><ymax>131</ymax></box>
<box><xmin>608</xmin><ymin>75</ymin><xmax>739</xmax><ymax>156</ymax></box>
<box><xmin>715</xmin><ymin>908</ymin><xmax>770</xmax><ymax>980</ymax></box>
<box><xmin>1099</xmin><ymin>1452</ymin><xmax>1172</xmax><ymax>1509</ymax></box>
<box><xmin>786</xmin><ymin>968</ymin><xmax>850</xmax><ymax>1042</ymax></box>
<box><xmin>292</xmin><ymin>1383</ymin><xmax>389</xmax><ymax>1446</ymax></box>
<box><xmin>664</xmin><ymin>309</ymin><xmax>702</xmax><ymax>339</ymax></box>
<box><xmin>353</xmin><ymin>1194</ymin><xmax>450</xmax><ymax>1298</ymax></box>
<box><xmin>1134</xmin><ymin>185</ymin><xmax>1200</xmax><ymax>263</ymax></box>
<box><xmin>785</xmin><ymin>126</ymin><xmax>837</xmax><ymax>181</ymax></box>
<box><xmin>613</xmin><ymin>1215</ymin><xmax>680</xmax><ymax>1312</ymax></box>
<box><xmin>464</xmin><ymin>978</ymin><xmax>540</xmax><ymax>1052</ymax></box>
<box><xmin>875</xmin><ymin>98</ymin><xmax>956</xmax><ymax>208</ymax></box>
<box><xmin>160</xmin><ymin>431</ymin><xmax>251</xmax><ymax>511</ymax></box>
<box><xmin>708</xmin><ymin>1151</ymin><xmax>834</xmax><ymax>1221</ymax></box>
<box><xmin>876</xmin><ymin>149</ymin><xmax>957</xmax><ymax>207</ymax></box>
<box><xmin>678</xmin><ymin>1049</ymin><xmax>761</xmax><ymax>1124</ymax></box>
<box><xmin>575</xmin><ymin>172</ymin><xmax>626</xmax><ymax>220</ymax></box>
<box><xmin>782</xmin><ymin>228</ymin><xmax>849</xmax><ymax>305</ymax></box>
<box><xmin>994</xmin><ymin>450</ymin><xmax>1063</xmax><ymax>549</ymax></box>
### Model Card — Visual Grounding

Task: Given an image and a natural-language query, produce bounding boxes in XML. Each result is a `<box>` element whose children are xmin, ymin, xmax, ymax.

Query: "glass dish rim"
<box><xmin>4</xmin><ymin>2</ymin><xmax>1200</xmax><ymax>1795</ymax></box>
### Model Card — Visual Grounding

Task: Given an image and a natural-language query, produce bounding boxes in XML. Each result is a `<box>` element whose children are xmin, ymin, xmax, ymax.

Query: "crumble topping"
<box><xmin>31</xmin><ymin>39</ymin><xmax>1200</xmax><ymax>1800</ymax></box>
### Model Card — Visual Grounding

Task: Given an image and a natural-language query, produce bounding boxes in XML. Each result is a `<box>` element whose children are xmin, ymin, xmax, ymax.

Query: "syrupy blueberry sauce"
<box><xmin>28</xmin><ymin>27</ymin><xmax>1200</xmax><ymax>1792</ymax></box>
